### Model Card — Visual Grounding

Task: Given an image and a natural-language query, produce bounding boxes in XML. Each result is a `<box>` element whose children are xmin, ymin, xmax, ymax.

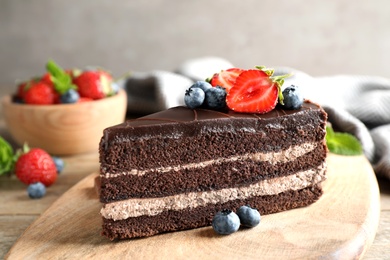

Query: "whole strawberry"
<box><xmin>24</xmin><ymin>81</ymin><xmax>59</xmax><ymax>105</ymax></box>
<box><xmin>15</xmin><ymin>147</ymin><xmax>57</xmax><ymax>187</ymax></box>
<box><xmin>40</xmin><ymin>73</ymin><xmax>54</xmax><ymax>88</ymax></box>
<box><xmin>73</xmin><ymin>70</ymin><xmax>114</xmax><ymax>99</ymax></box>
<box><xmin>15</xmin><ymin>81</ymin><xmax>29</xmax><ymax>101</ymax></box>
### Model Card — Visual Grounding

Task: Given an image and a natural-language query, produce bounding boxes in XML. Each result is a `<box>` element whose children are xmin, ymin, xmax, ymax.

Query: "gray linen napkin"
<box><xmin>122</xmin><ymin>57</ymin><xmax>390</xmax><ymax>180</ymax></box>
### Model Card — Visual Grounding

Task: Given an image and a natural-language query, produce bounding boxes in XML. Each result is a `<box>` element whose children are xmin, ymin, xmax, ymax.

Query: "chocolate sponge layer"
<box><xmin>100</xmin><ymin>143</ymin><xmax>327</xmax><ymax>203</ymax></box>
<box><xmin>99</xmin><ymin>103</ymin><xmax>327</xmax><ymax>203</ymax></box>
<box><xmin>100</xmin><ymin>106</ymin><xmax>327</xmax><ymax>172</ymax></box>
<box><xmin>99</xmin><ymin>102</ymin><xmax>328</xmax><ymax>240</ymax></box>
<box><xmin>102</xmin><ymin>185</ymin><xmax>323</xmax><ymax>240</ymax></box>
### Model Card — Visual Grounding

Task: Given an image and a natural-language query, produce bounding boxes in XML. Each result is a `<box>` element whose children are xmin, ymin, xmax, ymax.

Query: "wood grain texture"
<box><xmin>5</xmin><ymin>154</ymin><xmax>380</xmax><ymax>260</ymax></box>
<box><xmin>1</xmin><ymin>89</ymin><xmax>127</xmax><ymax>155</ymax></box>
<box><xmin>0</xmin><ymin>216</ymin><xmax>38</xmax><ymax>258</ymax></box>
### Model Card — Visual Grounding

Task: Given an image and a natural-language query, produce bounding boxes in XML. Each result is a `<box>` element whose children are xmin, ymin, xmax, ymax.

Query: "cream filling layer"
<box><xmin>101</xmin><ymin>163</ymin><xmax>326</xmax><ymax>221</ymax></box>
<box><xmin>102</xmin><ymin>142</ymin><xmax>318</xmax><ymax>178</ymax></box>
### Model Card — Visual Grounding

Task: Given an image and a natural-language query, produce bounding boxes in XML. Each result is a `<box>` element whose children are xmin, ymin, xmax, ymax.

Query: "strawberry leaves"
<box><xmin>0</xmin><ymin>136</ymin><xmax>15</xmax><ymax>175</ymax></box>
<box><xmin>46</xmin><ymin>59</ymin><xmax>77</xmax><ymax>95</ymax></box>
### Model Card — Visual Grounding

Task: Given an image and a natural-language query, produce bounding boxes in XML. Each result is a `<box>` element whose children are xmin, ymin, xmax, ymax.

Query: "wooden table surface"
<box><xmin>0</xmin><ymin>89</ymin><xmax>389</xmax><ymax>259</ymax></box>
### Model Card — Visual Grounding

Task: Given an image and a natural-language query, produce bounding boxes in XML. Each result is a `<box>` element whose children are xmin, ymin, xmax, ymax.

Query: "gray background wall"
<box><xmin>1</xmin><ymin>0</ymin><xmax>390</xmax><ymax>92</ymax></box>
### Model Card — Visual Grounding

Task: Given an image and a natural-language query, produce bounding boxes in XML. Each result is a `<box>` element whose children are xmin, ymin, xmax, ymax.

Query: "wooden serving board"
<box><xmin>6</xmin><ymin>154</ymin><xmax>380</xmax><ymax>259</ymax></box>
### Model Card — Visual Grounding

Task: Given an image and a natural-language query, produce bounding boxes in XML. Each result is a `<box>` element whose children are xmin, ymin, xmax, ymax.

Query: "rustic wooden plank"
<box><xmin>0</xmin><ymin>216</ymin><xmax>38</xmax><ymax>260</ymax></box>
<box><xmin>0</xmin><ymin>151</ymin><xmax>99</xmax><ymax>215</ymax></box>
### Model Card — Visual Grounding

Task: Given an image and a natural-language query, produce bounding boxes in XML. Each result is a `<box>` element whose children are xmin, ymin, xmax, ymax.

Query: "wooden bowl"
<box><xmin>1</xmin><ymin>89</ymin><xmax>127</xmax><ymax>155</ymax></box>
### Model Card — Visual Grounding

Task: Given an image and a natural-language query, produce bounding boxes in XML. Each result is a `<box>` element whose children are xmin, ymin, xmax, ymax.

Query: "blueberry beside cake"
<box><xmin>98</xmin><ymin>67</ymin><xmax>328</xmax><ymax>240</ymax></box>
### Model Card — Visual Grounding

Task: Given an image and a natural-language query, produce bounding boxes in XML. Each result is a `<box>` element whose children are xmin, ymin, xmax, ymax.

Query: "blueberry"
<box><xmin>212</xmin><ymin>209</ymin><xmax>240</xmax><ymax>235</ymax></box>
<box><xmin>27</xmin><ymin>182</ymin><xmax>46</xmax><ymax>199</ymax></box>
<box><xmin>13</xmin><ymin>97</ymin><xmax>24</xmax><ymax>104</ymax></box>
<box><xmin>281</xmin><ymin>85</ymin><xmax>304</xmax><ymax>110</ymax></box>
<box><xmin>60</xmin><ymin>89</ymin><xmax>80</xmax><ymax>104</ymax></box>
<box><xmin>204</xmin><ymin>86</ymin><xmax>227</xmax><ymax>110</ymax></box>
<box><xmin>184</xmin><ymin>87</ymin><xmax>205</xmax><ymax>109</ymax></box>
<box><xmin>111</xmin><ymin>82</ymin><xmax>121</xmax><ymax>94</ymax></box>
<box><xmin>236</xmin><ymin>205</ymin><xmax>261</xmax><ymax>227</ymax></box>
<box><xmin>190</xmin><ymin>81</ymin><xmax>212</xmax><ymax>92</ymax></box>
<box><xmin>52</xmin><ymin>156</ymin><xmax>65</xmax><ymax>174</ymax></box>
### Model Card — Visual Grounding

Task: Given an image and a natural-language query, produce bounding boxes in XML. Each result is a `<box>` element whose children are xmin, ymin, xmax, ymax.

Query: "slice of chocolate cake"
<box><xmin>98</xmin><ymin>100</ymin><xmax>328</xmax><ymax>240</ymax></box>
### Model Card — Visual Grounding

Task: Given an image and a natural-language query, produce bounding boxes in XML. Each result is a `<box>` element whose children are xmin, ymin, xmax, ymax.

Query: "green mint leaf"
<box><xmin>326</xmin><ymin>126</ymin><xmax>363</xmax><ymax>155</ymax></box>
<box><xmin>0</xmin><ymin>136</ymin><xmax>15</xmax><ymax>175</ymax></box>
<box><xmin>46</xmin><ymin>59</ymin><xmax>77</xmax><ymax>95</ymax></box>
<box><xmin>326</xmin><ymin>125</ymin><xmax>335</xmax><ymax>138</ymax></box>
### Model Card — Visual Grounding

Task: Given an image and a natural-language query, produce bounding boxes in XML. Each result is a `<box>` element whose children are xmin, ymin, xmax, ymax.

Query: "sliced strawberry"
<box><xmin>226</xmin><ymin>69</ymin><xmax>278</xmax><ymax>114</ymax></box>
<box><xmin>209</xmin><ymin>68</ymin><xmax>244</xmax><ymax>93</ymax></box>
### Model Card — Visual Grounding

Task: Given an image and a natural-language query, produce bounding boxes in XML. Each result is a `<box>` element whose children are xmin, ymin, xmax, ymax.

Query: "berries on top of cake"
<box><xmin>185</xmin><ymin>66</ymin><xmax>303</xmax><ymax>114</ymax></box>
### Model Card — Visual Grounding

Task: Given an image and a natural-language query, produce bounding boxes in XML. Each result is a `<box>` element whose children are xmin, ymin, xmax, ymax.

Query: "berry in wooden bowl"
<box><xmin>1</xmin><ymin>60</ymin><xmax>127</xmax><ymax>155</ymax></box>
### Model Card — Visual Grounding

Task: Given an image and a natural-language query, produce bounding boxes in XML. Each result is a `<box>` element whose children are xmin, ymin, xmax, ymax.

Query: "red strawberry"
<box><xmin>65</xmin><ymin>69</ymin><xmax>81</xmax><ymax>82</ymax></box>
<box><xmin>39</xmin><ymin>73</ymin><xmax>61</xmax><ymax>104</ymax></box>
<box><xmin>226</xmin><ymin>69</ymin><xmax>279</xmax><ymax>114</ymax></box>
<box><xmin>209</xmin><ymin>68</ymin><xmax>244</xmax><ymax>93</ymax></box>
<box><xmin>24</xmin><ymin>82</ymin><xmax>58</xmax><ymax>105</ymax></box>
<box><xmin>40</xmin><ymin>73</ymin><xmax>54</xmax><ymax>87</ymax></box>
<box><xmin>15</xmin><ymin>148</ymin><xmax>57</xmax><ymax>187</ymax></box>
<box><xmin>16</xmin><ymin>81</ymin><xmax>29</xmax><ymax>100</ymax></box>
<box><xmin>77</xmin><ymin>97</ymin><xmax>93</xmax><ymax>103</ymax></box>
<box><xmin>73</xmin><ymin>70</ymin><xmax>113</xmax><ymax>100</ymax></box>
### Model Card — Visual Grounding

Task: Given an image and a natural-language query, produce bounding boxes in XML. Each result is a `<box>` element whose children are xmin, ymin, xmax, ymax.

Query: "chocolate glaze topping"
<box><xmin>124</xmin><ymin>100</ymin><xmax>319</xmax><ymax>125</ymax></box>
<box><xmin>102</xmin><ymin>100</ymin><xmax>325</xmax><ymax>144</ymax></box>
